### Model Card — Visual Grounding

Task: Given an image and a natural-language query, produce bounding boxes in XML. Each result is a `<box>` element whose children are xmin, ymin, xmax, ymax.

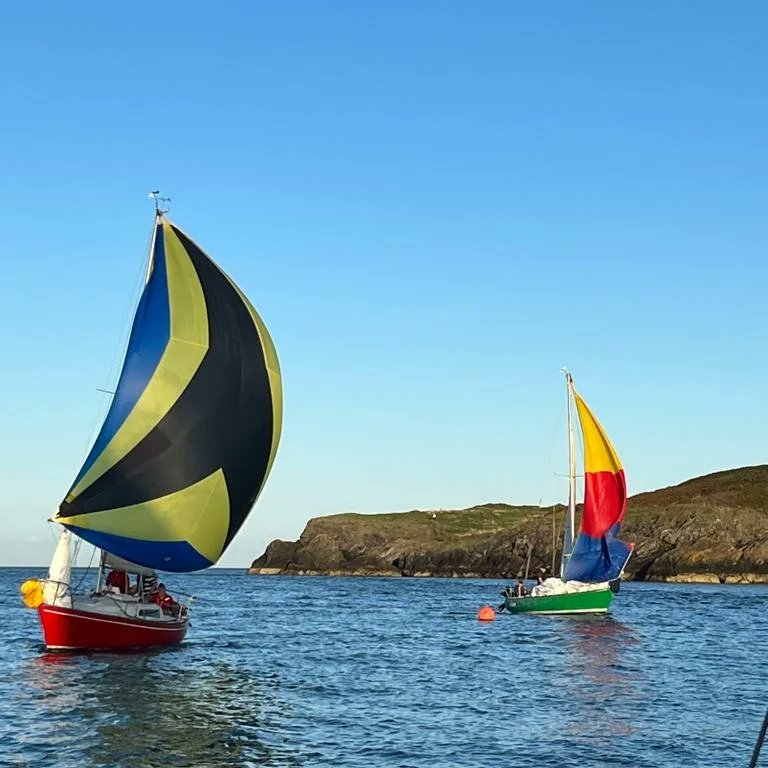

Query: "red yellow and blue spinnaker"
<box><xmin>564</xmin><ymin>389</ymin><xmax>632</xmax><ymax>582</ymax></box>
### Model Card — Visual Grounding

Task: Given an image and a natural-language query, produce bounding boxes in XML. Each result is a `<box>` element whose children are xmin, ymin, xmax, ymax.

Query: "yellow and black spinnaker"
<box><xmin>56</xmin><ymin>215</ymin><xmax>282</xmax><ymax>571</ymax></box>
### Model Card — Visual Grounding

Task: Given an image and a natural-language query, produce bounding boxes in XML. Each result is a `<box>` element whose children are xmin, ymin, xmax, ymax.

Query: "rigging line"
<box><xmin>103</xmin><ymin>591</ymin><xmax>189</xmax><ymax>619</ymax></box>
<box><xmin>159</xmin><ymin>588</ymin><xmax>195</xmax><ymax>599</ymax></box>
<box><xmin>46</xmin><ymin>520</ymin><xmax>62</xmax><ymax>546</ymax></box>
<box><xmin>551</xmin><ymin>491</ymin><xmax>558</xmax><ymax>576</ymax></box>
<box><xmin>748</xmin><ymin>708</ymin><xmax>768</xmax><ymax>768</ymax></box>
<box><xmin>572</xmin><ymin>402</ymin><xmax>586</xmax><ymax>506</ymax></box>
<box><xmin>77</xmin><ymin>216</ymin><xmax>153</xmax><ymax>464</ymax></box>
<box><xmin>103</xmin><ymin>592</ymin><xmax>140</xmax><ymax>619</ymax></box>
<box><xmin>536</xmin><ymin>387</ymin><xmax>565</xmax><ymax>510</ymax></box>
<box><xmin>70</xmin><ymin>544</ymin><xmax>97</xmax><ymax>593</ymax></box>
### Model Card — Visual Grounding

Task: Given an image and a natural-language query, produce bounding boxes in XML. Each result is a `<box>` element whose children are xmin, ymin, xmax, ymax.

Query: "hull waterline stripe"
<box><xmin>41</xmin><ymin>607</ymin><xmax>187</xmax><ymax>632</ymax></box>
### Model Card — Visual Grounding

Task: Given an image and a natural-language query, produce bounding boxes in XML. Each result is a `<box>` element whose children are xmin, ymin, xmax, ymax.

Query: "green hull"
<box><xmin>504</xmin><ymin>587</ymin><xmax>613</xmax><ymax>615</ymax></box>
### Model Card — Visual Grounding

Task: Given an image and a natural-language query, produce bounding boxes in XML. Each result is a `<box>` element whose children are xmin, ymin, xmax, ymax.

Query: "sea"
<box><xmin>1</xmin><ymin>568</ymin><xmax>766</xmax><ymax>768</ymax></box>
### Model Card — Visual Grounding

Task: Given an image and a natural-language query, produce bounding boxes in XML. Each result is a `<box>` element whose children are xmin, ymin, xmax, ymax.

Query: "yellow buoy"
<box><xmin>20</xmin><ymin>579</ymin><xmax>43</xmax><ymax>609</ymax></box>
<box><xmin>477</xmin><ymin>604</ymin><xmax>496</xmax><ymax>621</ymax></box>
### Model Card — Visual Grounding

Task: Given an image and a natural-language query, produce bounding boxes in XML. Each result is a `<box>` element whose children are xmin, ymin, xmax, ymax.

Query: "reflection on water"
<box><xmin>16</xmin><ymin>650</ymin><xmax>303</xmax><ymax>768</ymax></box>
<box><xmin>566</xmin><ymin>616</ymin><xmax>639</xmax><ymax>683</ymax></box>
<box><xmin>557</xmin><ymin>616</ymin><xmax>642</xmax><ymax>744</ymax></box>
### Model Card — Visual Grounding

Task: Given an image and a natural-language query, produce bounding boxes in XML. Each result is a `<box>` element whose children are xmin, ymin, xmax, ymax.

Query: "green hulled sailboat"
<box><xmin>503</xmin><ymin>371</ymin><xmax>632</xmax><ymax>615</ymax></box>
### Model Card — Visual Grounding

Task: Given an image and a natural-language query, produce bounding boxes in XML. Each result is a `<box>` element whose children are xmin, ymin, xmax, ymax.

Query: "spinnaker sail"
<box><xmin>564</xmin><ymin>387</ymin><xmax>631</xmax><ymax>582</ymax></box>
<box><xmin>56</xmin><ymin>216</ymin><xmax>282</xmax><ymax>572</ymax></box>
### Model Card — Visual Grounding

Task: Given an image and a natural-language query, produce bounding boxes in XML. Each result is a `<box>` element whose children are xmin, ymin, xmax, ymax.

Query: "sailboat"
<box><xmin>503</xmin><ymin>370</ymin><xmax>632</xmax><ymax>615</ymax></box>
<box><xmin>20</xmin><ymin>195</ymin><xmax>283</xmax><ymax>650</ymax></box>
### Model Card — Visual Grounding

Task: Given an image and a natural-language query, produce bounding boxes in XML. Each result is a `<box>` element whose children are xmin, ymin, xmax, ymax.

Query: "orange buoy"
<box><xmin>477</xmin><ymin>605</ymin><xmax>496</xmax><ymax>622</ymax></box>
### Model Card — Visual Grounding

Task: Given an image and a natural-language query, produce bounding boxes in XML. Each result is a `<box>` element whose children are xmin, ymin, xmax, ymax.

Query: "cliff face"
<box><xmin>249</xmin><ymin>466</ymin><xmax>768</xmax><ymax>583</ymax></box>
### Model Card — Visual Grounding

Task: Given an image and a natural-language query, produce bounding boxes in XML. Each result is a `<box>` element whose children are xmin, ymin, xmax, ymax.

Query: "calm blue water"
<box><xmin>1</xmin><ymin>568</ymin><xmax>766</xmax><ymax>768</ymax></box>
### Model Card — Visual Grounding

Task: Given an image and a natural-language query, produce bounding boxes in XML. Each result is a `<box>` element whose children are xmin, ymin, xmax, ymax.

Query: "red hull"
<box><xmin>38</xmin><ymin>604</ymin><xmax>188</xmax><ymax>651</ymax></box>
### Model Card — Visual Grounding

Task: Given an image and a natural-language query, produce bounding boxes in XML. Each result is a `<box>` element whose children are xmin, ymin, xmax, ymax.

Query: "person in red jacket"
<box><xmin>105</xmin><ymin>569</ymin><xmax>128</xmax><ymax>594</ymax></box>
<box><xmin>151</xmin><ymin>583</ymin><xmax>180</xmax><ymax>617</ymax></box>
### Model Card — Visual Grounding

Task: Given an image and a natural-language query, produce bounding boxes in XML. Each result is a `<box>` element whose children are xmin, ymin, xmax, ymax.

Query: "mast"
<box><xmin>146</xmin><ymin>191</ymin><xmax>170</xmax><ymax>283</ymax></box>
<box><xmin>551</xmin><ymin>502</ymin><xmax>556</xmax><ymax>576</ymax></box>
<box><xmin>560</xmin><ymin>368</ymin><xmax>577</xmax><ymax>578</ymax></box>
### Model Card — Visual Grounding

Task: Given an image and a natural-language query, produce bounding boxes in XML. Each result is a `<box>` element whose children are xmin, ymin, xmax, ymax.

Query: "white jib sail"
<box><xmin>43</xmin><ymin>530</ymin><xmax>73</xmax><ymax>608</ymax></box>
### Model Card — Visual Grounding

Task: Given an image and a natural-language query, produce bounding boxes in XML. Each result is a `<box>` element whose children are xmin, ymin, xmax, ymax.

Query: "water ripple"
<box><xmin>1</xmin><ymin>569</ymin><xmax>766</xmax><ymax>767</ymax></box>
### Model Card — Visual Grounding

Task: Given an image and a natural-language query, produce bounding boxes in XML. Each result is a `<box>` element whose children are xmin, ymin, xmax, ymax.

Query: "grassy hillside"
<box><xmin>251</xmin><ymin>465</ymin><xmax>768</xmax><ymax>582</ymax></box>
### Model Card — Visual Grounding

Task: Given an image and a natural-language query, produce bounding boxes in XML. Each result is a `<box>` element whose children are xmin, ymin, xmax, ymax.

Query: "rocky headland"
<box><xmin>249</xmin><ymin>465</ymin><xmax>768</xmax><ymax>583</ymax></box>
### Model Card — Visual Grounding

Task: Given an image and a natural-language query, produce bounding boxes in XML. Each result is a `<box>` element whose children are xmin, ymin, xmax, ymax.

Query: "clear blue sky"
<box><xmin>1</xmin><ymin>2</ymin><xmax>765</xmax><ymax>567</ymax></box>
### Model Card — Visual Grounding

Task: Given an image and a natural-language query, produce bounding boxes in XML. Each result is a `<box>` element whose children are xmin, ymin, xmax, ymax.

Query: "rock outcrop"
<box><xmin>249</xmin><ymin>465</ymin><xmax>768</xmax><ymax>583</ymax></box>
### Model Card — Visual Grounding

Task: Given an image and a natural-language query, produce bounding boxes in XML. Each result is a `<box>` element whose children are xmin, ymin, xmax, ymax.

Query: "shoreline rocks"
<box><xmin>248</xmin><ymin>465</ymin><xmax>768</xmax><ymax>584</ymax></box>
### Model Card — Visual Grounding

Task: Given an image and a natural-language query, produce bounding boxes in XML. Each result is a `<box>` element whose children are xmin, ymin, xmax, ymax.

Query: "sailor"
<box><xmin>106</xmin><ymin>569</ymin><xmax>128</xmax><ymax>594</ymax></box>
<box><xmin>140</xmin><ymin>574</ymin><xmax>157</xmax><ymax>600</ymax></box>
<box><xmin>514</xmin><ymin>578</ymin><xmax>528</xmax><ymax>598</ymax></box>
<box><xmin>152</xmin><ymin>583</ymin><xmax>180</xmax><ymax>616</ymax></box>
